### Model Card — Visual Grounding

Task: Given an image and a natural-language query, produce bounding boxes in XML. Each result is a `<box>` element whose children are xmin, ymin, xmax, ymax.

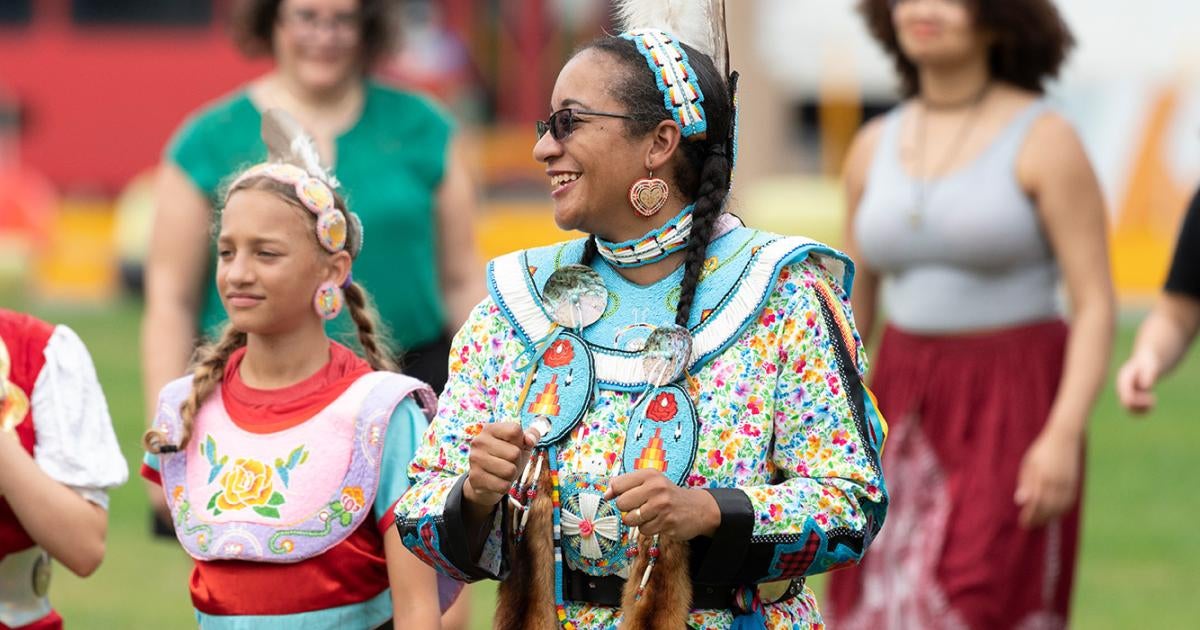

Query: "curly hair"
<box><xmin>859</xmin><ymin>0</ymin><xmax>1075</xmax><ymax>96</ymax></box>
<box><xmin>230</xmin><ymin>0</ymin><xmax>399</xmax><ymax>69</ymax></box>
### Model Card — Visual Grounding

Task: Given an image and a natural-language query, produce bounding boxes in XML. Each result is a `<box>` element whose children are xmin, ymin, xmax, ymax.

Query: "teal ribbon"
<box><xmin>514</xmin><ymin>325</ymin><xmax>566</xmax><ymax>373</ymax></box>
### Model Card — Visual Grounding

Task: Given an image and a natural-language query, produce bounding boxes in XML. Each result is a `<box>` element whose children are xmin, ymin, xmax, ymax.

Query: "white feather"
<box><xmin>615</xmin><ymin>0</ymin><xmax>726</xmax><ymax>70</ymax></box>
<box><xmin>261</xmin><ymin>108</ymin><xmax>341</xmax><ymax>188</ymax></box>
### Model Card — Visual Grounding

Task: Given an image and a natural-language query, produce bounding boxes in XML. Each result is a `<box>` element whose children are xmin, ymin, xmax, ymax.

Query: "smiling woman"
<box><xmin>394</xmin><ymin>2</ymin><xmax>889</xmax><ymax>629</ymax></box>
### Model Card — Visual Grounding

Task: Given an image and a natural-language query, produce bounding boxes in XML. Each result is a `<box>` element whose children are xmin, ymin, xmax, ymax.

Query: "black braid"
<box><xmin>674</xmin><ymin>148</ymin><xmax>730</xmax><ymax>328</ymax></box>
<box><xmin>581</xmin><ymin>235</ymin><xmax>600</xmax><ymax>266</ymax></box>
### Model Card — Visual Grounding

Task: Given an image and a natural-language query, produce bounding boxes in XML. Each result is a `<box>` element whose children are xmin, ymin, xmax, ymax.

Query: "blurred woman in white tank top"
<box><xmin>826</xmin><ymin>2</ymin><xmax>1115</xmax><ymax>629</ymax></box>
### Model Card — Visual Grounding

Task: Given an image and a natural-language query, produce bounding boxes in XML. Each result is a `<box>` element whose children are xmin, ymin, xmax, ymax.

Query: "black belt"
<box><xmin>562</xmin><ymin>567</ymin><xmax>735</xmax><ymax>609</ymax></box>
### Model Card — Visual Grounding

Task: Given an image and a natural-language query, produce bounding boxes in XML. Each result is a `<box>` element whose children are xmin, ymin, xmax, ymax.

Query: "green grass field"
<box><xmin>11</xmin><ymin>296</ymin><xmax>1199</xmax><ymax>629</ymax></box>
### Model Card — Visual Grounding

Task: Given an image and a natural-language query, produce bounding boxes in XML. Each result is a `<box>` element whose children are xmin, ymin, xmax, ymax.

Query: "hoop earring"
<box><xmin>629</xmin><ymin>171</ymin><xmax>669</xmax><ymax>217</ymax></box>
<box><xmin>313</xmin><ymin>282</ymin><xmax>344</xmax><ymax>320</ymax></box>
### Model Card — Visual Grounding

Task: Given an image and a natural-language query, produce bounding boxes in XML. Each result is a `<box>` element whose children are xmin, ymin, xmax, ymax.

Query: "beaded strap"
<box><xmin>620</xmin><ymin>29</ymin><xmax>707</xmax><ymax>139</ymax></box>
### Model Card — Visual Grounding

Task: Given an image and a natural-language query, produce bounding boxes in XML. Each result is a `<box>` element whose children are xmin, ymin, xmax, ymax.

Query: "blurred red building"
<box><xmin>0</xmin><ymin>0</ymin><xmax>608</xmax><ymax>196</ymax></box>
<box><xmin>0</xmin><ymin>1</ymin><xmax>264</xmax><ymax>194</ymax></box>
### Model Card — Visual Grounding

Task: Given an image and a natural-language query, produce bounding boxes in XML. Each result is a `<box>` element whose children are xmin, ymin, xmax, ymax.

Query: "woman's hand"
<box><xmin>1014</xmin><ymin>427</ymin><xmax>1083</xmax><ymax>528</ymax></box>
<box><xmin>463</xmin><ymin>423</ymin><xmax>538</xmax><ymax>518</ymax></box>
<box><xmin>605</xmin><ymin>469</ymin><xmax>721</xmax><ymax>540</ymax></box>
<box><xmin>1116</xmin><ymin>350</ymin><xmax>1162</xmax><ymax>415</ymax></box>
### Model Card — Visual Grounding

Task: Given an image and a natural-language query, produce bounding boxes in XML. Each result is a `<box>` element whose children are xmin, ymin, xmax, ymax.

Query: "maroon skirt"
<box><xmin>825</xmin><ymin>320</ymin><xmax>1079</xmax><ymax>630</ymax></box>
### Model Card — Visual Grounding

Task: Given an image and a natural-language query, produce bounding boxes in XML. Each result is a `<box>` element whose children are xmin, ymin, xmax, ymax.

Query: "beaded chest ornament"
<box><xmin>505</xmin><ymin>261</ymin><xmax>702</xmax><ymax>620</ymax></box>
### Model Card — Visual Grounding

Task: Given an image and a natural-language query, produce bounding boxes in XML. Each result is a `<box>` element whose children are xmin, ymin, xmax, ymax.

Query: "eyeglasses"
<box><xmin>891</xmin><ymin>0</ymin><xmax>967</xmax><ymax>6</ymax></box>
<box><xmin>278</xmin><ymin>7</ymin><xmax>362</xmax><ymax>40</ymax></box>
<box><xmin>536</xmin><ymin>108</ymin><xmax>638</xmax><ymax>141</ymax></box>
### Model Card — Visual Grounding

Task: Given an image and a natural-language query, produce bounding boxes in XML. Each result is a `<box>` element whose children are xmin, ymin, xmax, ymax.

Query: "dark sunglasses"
<box><xmin>536</xmin><ymin>108</ymin><xmax>638</xmax><ymax>141</ymax></box>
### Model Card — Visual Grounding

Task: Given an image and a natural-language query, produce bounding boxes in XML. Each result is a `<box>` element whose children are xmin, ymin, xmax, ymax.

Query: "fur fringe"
<box><xmin>496</xmin><ymin>464</ymin><xmax>695</xmax><ymax>629</ymax></box>
<box><xmin>618</xmin><ymin>533</ymin><xmax>692</xmax><ymax>630</ymax></box>
<box><xmin>495</xmin><ymin>463</ymin><xmax>559</xmax><ymax>630</ymax></box>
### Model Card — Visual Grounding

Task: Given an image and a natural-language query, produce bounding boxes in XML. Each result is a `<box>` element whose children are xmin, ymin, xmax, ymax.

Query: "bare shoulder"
<box><xmin>843</xmin><ymin>111</ymin><xmax>891</xmax><ymax>182</ymax></box>
<box><xmin>848</xmin><ymin>113</ymin><xmax>889</xmax><ymax>162</ymax></box>
<box><xmin>1026</xmin><ymin>110</ymin><xmax>1083</xmax><ymax>149</ymax></box>
<box><xmin>991</xmin><ymin>82</ymin><xmax>1081</xmax><ymax>154</ymax></box>
<box><xmin>1017</xmin><ymin>106</ymin><xmax>1091</xmax><ymax>189</ymax></box>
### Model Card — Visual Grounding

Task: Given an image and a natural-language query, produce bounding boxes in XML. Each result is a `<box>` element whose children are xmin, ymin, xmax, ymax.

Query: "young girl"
<box><xmin>1</xmin><ymin>309</ymin><xmax>127</xmax><ymax>630</ymax></box>
<box><xmin>141</xmin><ymin>112</ymin><xmax>445</xmax><ymax>629</ymax></box>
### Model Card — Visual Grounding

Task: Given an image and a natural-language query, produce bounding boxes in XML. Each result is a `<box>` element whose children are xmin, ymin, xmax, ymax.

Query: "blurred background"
<box><xmin>1</xmin><ymin>0</ymin><xmax>1197</xmax><ymax>627</ymax></box>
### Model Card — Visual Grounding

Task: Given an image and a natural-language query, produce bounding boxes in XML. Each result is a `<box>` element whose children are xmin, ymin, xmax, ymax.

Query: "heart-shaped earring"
<box><xmin>629</xmin><ymin>172</ymin><xmax>669</xmax><ymax>217</ymax></box>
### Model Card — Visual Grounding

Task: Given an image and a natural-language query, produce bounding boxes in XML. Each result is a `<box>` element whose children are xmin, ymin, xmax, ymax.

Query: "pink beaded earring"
<box><xmin>313</xmin><ymin>282</ymin><xmax>344</xmax><ymax>320</ymax></box>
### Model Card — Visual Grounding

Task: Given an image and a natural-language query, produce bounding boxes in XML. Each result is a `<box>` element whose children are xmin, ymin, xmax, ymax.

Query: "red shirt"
<box><xmin>0</xmin><ymin>310</ymin><xmax>61</xmax><ymax>630</ymax></box>
<box><xmin>0</xmin><ymin>309</ymin><xmax>53</xmax><ymax>558</ymax></box>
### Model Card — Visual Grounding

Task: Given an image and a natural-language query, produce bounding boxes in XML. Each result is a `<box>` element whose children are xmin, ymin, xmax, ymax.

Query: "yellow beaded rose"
<box><xmin>217</xmin><ymin>459</ymin><xmax>277</xmax><ymax>512</ymax></box>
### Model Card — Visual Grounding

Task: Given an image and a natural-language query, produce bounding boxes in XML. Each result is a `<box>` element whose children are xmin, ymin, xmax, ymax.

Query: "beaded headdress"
<box><xmin>227</xmin><ymin>109</ymin><xmax>362</xmax><ymax>259</ymax></box>
<box><xmin>615</xmin><ymin>0</ymin><xmax>738</xmax><ymax>164</ymax></box>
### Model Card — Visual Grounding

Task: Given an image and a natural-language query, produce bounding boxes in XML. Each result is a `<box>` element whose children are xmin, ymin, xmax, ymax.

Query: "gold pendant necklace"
<box><xmin>909</xmin><ymin>83</ymin><xmax>992</xmax><ymax>228</ymax></box>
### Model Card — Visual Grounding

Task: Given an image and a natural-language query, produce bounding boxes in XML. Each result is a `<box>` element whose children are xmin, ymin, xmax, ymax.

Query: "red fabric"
<box><xmin>0</xmin><ymin>309</ymin><xmax>54</xmax><ymax>558</ymax></box>
<box><xmin>154</xmin><ymin>341</ymin><xmax>390</xmax><ymax>614</ymax></box>
<box><xmin>221</xmin><ymin>342</ymin><xmax>371</xmax><ymax>433</ymax></box>
<box><xmin>376</xmin><ymin>498</ymin><xmax>400</xmax><ymax>534</ymax></box>
<box><xmin>826</xmin><ymin>320</ymin><xmax>1080</xmax><ymax>630</ymax></box>
<box><xmin>190</xmin><ymin>525</ymin><xmax>389</xmax><ymax>615</ymax></box>
<box><xmin>139</xmin><ymin>462</ymin><xmax>161</xmax><ymax>485</ymax></box>
<box><xmin>0</xmin><ymin>610</ymin><xmax>62</xmax><ymax>630</ymax></box>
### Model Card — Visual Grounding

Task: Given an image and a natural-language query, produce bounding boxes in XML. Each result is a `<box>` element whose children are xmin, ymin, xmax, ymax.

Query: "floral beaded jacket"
<box><xmin>396</xmin><ymin>227</ymin><xmax>889</xmax><ymax>629</ymax></box>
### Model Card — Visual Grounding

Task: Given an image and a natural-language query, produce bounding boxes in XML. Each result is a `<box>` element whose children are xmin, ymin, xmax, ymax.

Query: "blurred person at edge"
<box><xmin>140</xmin><ymin>1</ymin><xmax>482</xmax><ymax>626</ymax></box>
<box><xmin>1117</xmin><ymin>187</ymin><xmax>1200</xmax><ymax>414</ymax></box>
<box><xmin>1</xmin><ymin>309</ymin><xmax>128</xmax><ymax>630</ymax></box>
<box><xmin>825</xmin><ymin>1</ymin><xmax>1115</xmax><ymax>628</ymax></box>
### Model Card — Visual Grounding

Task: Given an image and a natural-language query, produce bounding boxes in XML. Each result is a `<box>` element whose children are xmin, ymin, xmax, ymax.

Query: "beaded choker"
<box><xmin>595</xmin><ymin>205</ymin><xmax>694</xmax><ymax>268</ymax></box>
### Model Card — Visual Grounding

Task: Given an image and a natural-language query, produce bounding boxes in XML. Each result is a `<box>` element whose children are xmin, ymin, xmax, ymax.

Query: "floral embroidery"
<box><xmin>645</xmin><ymin>391</ymin><xmax>678</xmax><ymax>421</ymax></box>
<box><xmin>545</xmin><ymin>339</ymin><xmax>576</xmax><ymax>367</ymax></box>
<box><xmin>172</xmin><ymin>500</ymin><xmax>212</xmax><ymax>551</ymax></box>
<box><xmin>267</xmin><ymin>485</ymin><xmax>369</xmax><ymax>554</ymax></box>
<box><xmin>200</xmin><ymin>438</ymin><xmax>311</xmax><ymax>520</ymax></box>
<box><xmin>397</xmin><ymin>253</ymin><xmax>887</xmax><ymax>629</ymax></box>
<box><xmin>208</xmin><ymin>458</ymin><xmax>286</xmax><ymax>518</ymax></box>
<box><xmin>340</xmin><ymin>486</ymin><xmax>365</xmax><ymax>513</ymax></box>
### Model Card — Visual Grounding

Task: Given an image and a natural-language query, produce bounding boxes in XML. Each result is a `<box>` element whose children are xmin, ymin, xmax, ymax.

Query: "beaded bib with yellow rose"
<box><xmin>151</xmin><ymin>371</ymin><xmax>434</xmax><ymax>562</ymax></box>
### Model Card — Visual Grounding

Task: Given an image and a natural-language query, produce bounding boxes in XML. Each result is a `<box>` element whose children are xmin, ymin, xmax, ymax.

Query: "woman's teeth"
<box><xmin>551</xmin><ymin>173</ymin><xmax>580</xmax><ymax>187</ymax></box>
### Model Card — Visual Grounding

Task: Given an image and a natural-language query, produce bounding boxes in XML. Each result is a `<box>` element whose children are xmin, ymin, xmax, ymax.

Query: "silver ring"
<box><xmin>634</xmin><ymin>507</ymin><xmax>644</xmax><ymax>523</ymax></box>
